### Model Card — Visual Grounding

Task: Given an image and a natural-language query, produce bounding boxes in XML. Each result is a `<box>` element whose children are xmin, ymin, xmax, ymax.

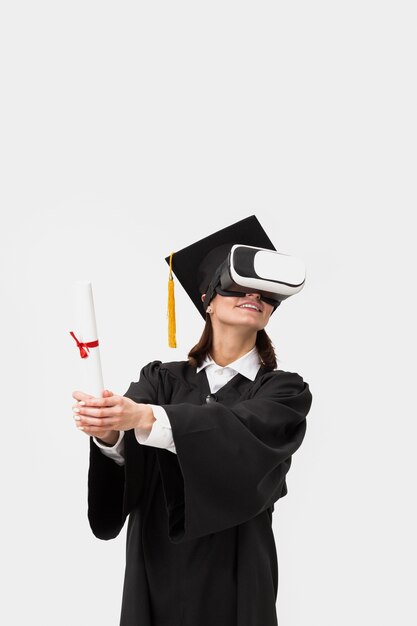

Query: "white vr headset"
<box><xmin>204</xmin><ymin>245</ymin><xmax>306</xmax><ymax>311</ymax></box>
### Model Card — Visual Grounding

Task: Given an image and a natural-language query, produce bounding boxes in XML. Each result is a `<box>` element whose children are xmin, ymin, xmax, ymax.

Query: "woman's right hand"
<box><xmin>72</xmin><ymin>389</ymin><xmax>119</xmax><ymax>446</ymax></box>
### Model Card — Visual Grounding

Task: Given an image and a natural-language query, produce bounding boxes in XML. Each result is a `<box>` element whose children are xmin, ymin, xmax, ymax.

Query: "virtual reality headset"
<box><xmin>203</xmin><ymin>244</ymin><xmax>306</xmax><ymax>311</ymax></box>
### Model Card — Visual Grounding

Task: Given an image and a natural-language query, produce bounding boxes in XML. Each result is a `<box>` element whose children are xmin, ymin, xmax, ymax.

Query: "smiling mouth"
<box><xmin>237</xmin><ymin>303</ymin><xmax>262</xmax><ymax>313</ymax></box>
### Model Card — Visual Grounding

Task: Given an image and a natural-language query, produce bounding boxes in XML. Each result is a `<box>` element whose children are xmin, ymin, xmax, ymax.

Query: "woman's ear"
<box><xmin>201</xmin><ymin>293</ymin><xmax>206</xmax><ymax>303</ymax></box>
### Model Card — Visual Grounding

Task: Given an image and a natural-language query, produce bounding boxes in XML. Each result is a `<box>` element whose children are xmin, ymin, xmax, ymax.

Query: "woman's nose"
<box><xmin>245</xmin><ymin>293</ymin><xmax>261</xmax><ymax>300</ymax></box>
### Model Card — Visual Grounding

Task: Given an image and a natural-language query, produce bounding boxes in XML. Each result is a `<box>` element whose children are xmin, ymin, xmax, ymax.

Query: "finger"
<box><xmin>72</xmin><ymin>391</ymin><xmax>96</xmax><ymax>402</ymax></box>
<box><xmin>77</xmin><ymin>415</ymin><xmax>118</xmax><ymax>428</ymax></box>
<box><xmin>73</xmin><ymin>405</ymin><xmax>118</xmax><ymax>418</ymax></box>
<box><xmin>75</xmin><ymin>425</ymin><xmax>106</xmax><ymax>436</ymax></box>
<box><xmin>79</xmin><ymin>395</ymin><xmax>119</xmax><ymax>408</ymax></box>
<box><xmin>76</xmin><ymin>424</ymin><xmax>118</xmax><ymax>436</ymax></box>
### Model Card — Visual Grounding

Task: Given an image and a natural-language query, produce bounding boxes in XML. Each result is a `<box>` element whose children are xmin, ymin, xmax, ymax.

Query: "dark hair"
<box><xmin>188</xmin><ymin>315</ymin><xmax>277</xmax><ymax>370</ymax></box>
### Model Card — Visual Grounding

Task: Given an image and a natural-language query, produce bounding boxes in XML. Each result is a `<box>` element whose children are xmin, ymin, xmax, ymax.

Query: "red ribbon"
<box><xmin>69</xmin><ymin>331</ymin><xmax>99</xmax><ymax>359</ymax></box>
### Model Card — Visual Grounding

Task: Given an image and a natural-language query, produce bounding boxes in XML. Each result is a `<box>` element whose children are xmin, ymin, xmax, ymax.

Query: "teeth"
<box><xmin>239</xmin><ymin>304</ymin><xmax>260</xmax><ymax>311</ymax></box>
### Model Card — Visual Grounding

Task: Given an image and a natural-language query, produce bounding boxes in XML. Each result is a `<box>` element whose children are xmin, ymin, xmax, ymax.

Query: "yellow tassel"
<box><xmin>167</xmin><ymin>252</ymin><xmax>177</xmax><ymax>348</ymax></box>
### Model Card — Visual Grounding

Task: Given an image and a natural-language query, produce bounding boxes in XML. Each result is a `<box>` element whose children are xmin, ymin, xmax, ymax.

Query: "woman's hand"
<box><xmin>72</xmin><ymin>389</ymin><xmax>156</xmax><ymax>445</ymax></box>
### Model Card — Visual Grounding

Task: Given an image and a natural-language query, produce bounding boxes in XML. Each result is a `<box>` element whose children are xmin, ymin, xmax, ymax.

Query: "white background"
<box><xmin>1</xmin><ymin>1</ymin><xmax>416</xmax><ymax>625</ymax></box>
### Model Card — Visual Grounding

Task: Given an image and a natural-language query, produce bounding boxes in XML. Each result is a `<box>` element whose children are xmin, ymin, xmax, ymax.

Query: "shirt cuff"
<box><xmin>135</xmin><ymin>405</ymin><xmax>177</xmax><ymax>454</ymax></box>
<box><xmin>93</xmin><ymin>431</ymin><xmax>125</xmax><ymax>466</ymax></box>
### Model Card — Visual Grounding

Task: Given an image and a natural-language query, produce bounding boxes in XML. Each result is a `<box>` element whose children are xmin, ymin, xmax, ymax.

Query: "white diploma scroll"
<box><xmin>70</xmin><ymin>281</ymin><xmax>104</xmax><ymax>398</ymax></box>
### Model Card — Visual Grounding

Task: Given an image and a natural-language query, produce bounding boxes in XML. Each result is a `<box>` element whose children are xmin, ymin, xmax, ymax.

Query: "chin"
<box><xmin>233</xmin><ymin>317</ymin><xmax>266</xmax><ymax>331</ymax></box>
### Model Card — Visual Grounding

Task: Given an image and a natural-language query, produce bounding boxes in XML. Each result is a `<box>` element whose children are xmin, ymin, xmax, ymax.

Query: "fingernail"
<box><xmin>77</xmin><ymin>426</ymin><xmax>85</xmax><ymax>431</ymax></box>
<box><xmin>73</xmin><ymin>408</ymin><xmax>80</xmax><ymax>413</ymax></box>
<box><xmin>78</xmin><ymin>401</ymin><xmax>86</xmax><ymax>406</ymax></box>
<box><xmin>73</xmin><ymin>414</ymin><xmax>81</xmax><ymax>421</ymax></box>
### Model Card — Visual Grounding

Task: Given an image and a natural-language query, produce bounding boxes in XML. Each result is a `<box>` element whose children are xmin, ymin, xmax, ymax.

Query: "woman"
<box><xmin>72</xmin><ymin>216</ymin><xmax>313</xmax><ymax>626</ymax></box>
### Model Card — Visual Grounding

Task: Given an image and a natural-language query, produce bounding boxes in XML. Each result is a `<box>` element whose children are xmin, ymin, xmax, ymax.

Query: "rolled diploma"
<box><xmin>73</xmin><ymin>281</ymin><xmax>104</xmax><ymax>398</ymax></box>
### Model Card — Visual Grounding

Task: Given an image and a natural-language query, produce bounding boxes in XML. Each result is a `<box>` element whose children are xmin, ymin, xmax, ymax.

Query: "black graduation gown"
<box><xmin>88</xmin><ymin>360</ymin><xmax>313</xmax><ymax>626</ymax></box>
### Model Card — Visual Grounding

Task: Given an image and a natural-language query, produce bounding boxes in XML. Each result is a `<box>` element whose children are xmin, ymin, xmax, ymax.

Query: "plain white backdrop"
<box><xmin>1</xmin><ymin>1</ymin><xmax>415</xmax><ymax>625</ymax></box>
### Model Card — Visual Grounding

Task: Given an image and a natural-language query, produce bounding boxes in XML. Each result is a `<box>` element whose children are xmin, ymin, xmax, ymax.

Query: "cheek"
<box><xmin>226</xmin><ymin>300</ymin><xmax>239</xmax><ymax>315</ymax></box>
<box><xmin>216</xmin><ymin>299</ymin><xmax>239</xmax><ymax>316</ymax></box>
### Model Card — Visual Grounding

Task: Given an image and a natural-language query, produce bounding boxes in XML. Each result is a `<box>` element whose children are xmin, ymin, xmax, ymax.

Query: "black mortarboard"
<box><xmin>165</xmin><ymin>216</ymin><xmax>276</xmax><ymax>345</ymax></box>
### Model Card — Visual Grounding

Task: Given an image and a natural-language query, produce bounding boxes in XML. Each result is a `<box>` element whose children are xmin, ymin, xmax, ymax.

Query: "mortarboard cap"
<box><xmin>165</xmin><ymin>216</ymin><xmax>277</xmax><ymax>346</ymax></box>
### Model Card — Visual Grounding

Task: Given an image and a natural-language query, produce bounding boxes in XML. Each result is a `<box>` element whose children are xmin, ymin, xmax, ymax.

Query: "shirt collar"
<box><xmin>196</xmin><ymin>346</ymin><xmax>261</xmax><ymax>381</ymax></box>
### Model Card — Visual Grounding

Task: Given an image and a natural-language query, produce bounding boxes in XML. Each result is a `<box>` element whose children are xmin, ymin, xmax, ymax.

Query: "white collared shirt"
<box><xmin>94</xmin><ymin>347</ymin><xmax>262</xmax><ymax>464</ymax></box>
<box><xmin>197</xmin><ymin>346</ymin><xmax>261</xmax><ymax>393</ymax></box>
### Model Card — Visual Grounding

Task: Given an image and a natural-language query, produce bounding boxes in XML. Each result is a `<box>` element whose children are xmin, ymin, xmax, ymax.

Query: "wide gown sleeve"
<box><xmin>157</xmin><ymin>370</ymin><xmax>312</xmax><ymax>544</ymax></box>
<box><xmin>87</xmin><ymin>361</ymin><xmax>162</xmax><ymax>540</ymax></box>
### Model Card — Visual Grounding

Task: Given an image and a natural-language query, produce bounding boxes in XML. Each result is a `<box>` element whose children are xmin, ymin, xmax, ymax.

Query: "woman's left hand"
<box><xmin>72</xmin><ymin>390</ymin><xmax>156</xmax><ymax>437</ymax></box>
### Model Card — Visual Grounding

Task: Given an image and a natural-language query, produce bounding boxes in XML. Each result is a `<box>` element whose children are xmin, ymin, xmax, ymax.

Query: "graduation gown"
<box><xmin>88</xmin><ymin>360</ymin><xmax>313</xmax><ymax>626</ymax></box>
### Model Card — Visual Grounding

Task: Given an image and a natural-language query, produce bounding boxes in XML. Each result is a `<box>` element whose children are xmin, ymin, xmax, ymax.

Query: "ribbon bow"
<box><xmin>69</xmin><ymin>331</ymin><xmax>99</xmax><ymax>359</ymax></box>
